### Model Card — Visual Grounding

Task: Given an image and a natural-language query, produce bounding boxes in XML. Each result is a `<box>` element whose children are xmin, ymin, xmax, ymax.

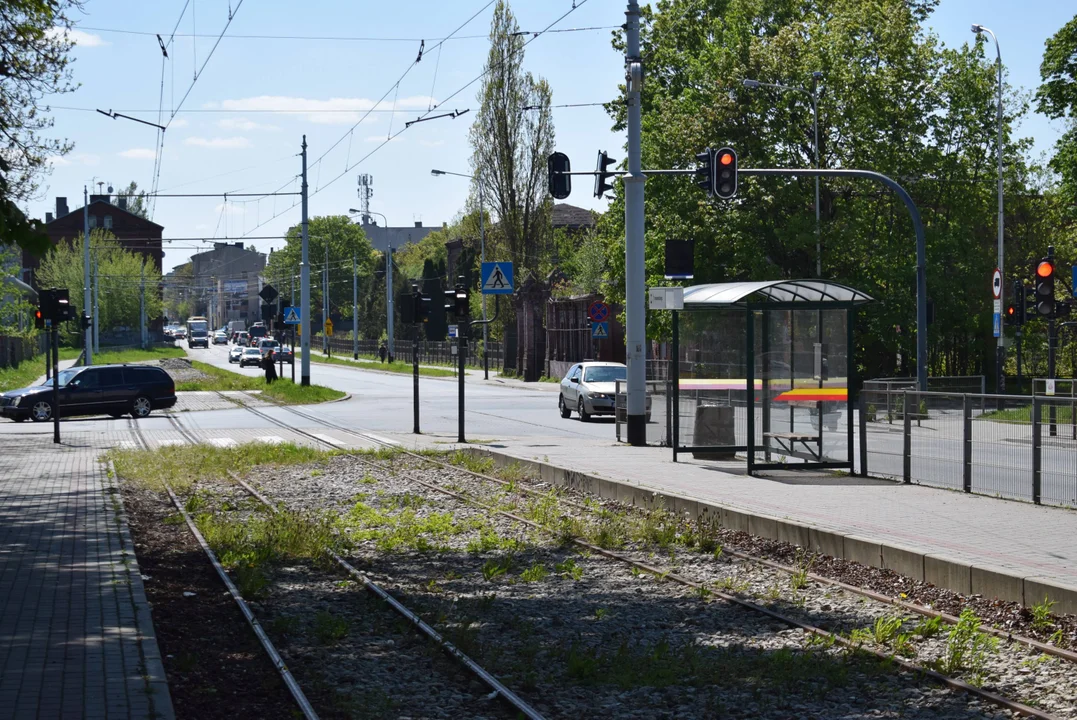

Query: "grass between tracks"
<box><xmin>178</xmin><ymin>360</ymin><xmax>346</xmax><ymax>404</ymax></box>
<box><xmin>303</xmin><ymin>350</ymin><xmax>457</xmax><ymax>378</ymax></box>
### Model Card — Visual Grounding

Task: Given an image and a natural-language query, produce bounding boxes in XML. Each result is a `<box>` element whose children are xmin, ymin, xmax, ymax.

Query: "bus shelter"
<box><xmin>671</xmin><ymin>280</ymin><xmax>872</xmax><ymax>473</ymax></box>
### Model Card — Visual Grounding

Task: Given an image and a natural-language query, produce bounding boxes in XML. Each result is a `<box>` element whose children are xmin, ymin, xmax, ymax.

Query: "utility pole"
<box><xmin>83</xmin><ymin>186</ymin><xmax>93</xmax><ymax>366</ymax></box>
<box><xmin>624</xmin><ymin>0</ymin><xmax>646</xmax><ymax>446</ymax></box>
<box><xmin>92</xmin><ymin>256</ymin><xmax>100</xmax><ymax>353</ymax></box>
<box><xmin>140</xmin><ymin>264</ymin><xmax>146</xmax><ymax>349</ymax></box>
<box><xmin>386</xmin><ymin>241</ymin><xmax>394</xmax><ymax>362</ymax></box>
<box><xmin>323</xmin><ymin>240</ymin><xmax>329</xmax><ymax>355</ymax></box>
<box><xmin>479</xmin><ymin>183</ymin><xmax>488</xmax><ymax>379</ymax></box>
<box><xmin>353</xmin><ymin>253</ymin><xmax>359</xmax><ymax>360</ymax></box>
<box><xmin>300</xmin><ymin>136</ymin><xmax>311</xmax><ymax>386</ymax></box>
<box><xmin>291</xmin><ymin>274</ymin><xmax>296</xmax><ymax>383</ymax></box>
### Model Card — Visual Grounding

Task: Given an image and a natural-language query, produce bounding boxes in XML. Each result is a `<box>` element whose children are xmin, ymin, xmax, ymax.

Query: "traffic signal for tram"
<box><xmin>1011</xmin><ymin>280</ymin><xmax>1024</xmax><ymax>327</ymax></box>
<box><xmin>454</xmin><ymin>279</ymin><xmax>469</xmax><ymax>318</ymax></box>
<box><xmin>80</xmin><ymin>313</ymin><xmax>92</xmax><ymax>330</ymax></box>
<box><xmin>594</xmin><ymin>150</ymin><xmax>616</xmax><ymax>199</ymax></box>
<box><xmin>412</xmin><ymin>287</ymin><xmax>430</xmax><ymax>324</ymax></box>
<box><xmin>1035</xmin><ymin>258</ymin><xmax>1055</xmax><ymax>317</ymax></box>
<box><xmin>1005</xmin><ymin>303</ymin><xmax>1017</xmax><ymax>327</ymax></box>
<box><xmin>34</xmin><ymin>307</ymin><xmax>44</xmax><ymax>329</ymax></box>
<box><xmin>695</xmin><ymin>148</ymin><xmax>713</xmax><ymax>195</ymax></box>
<box><xmin>548</xmin><ymin>151</ymin><xmax>571</xmax><ymax>200</ymax></box>
<box><xmin>714</xmin><ymin>147</ymin><xmax>738</xmax><ymax>199</ymax></box>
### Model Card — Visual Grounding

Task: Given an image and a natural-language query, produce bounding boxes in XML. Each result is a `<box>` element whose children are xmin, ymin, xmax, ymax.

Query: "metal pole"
<box><xmin>990</xmin><ymin>30</ymin><xmax>1005</xmax><ymax>393</ymax></box>
<box><xmin>300</xmin><ymin>136</ymin><xmax>311</xmax><ymax>386</ymax></box>
<box><xmin>1049</xmin><ymin>315</ymin><xmax>1057</xmax><ymax>437</ymax></box>
<box><xmin>51</xmin><ymin>326</ymin><xmax>59</xmax><ymax>444</ymax></box>
<box><xmin>480</xmin><ymin>183</ymin><xmax>488</xmax><ymax>380</ymax></box>
<box><xmin>353</xmin><ymin>254</ymin><xmax>359</xmax><ymax>360</ymax></box>
<box><xmin>812</xmin><ymin>73</ymin><xmax>821</xmax><ymax>276</ymax></box>
<box><xmin>92</xmin><ymin>256</ymin><xmax>99</xmax><ymax>353</ymax></box>
<box><xmin>291</xmin><ymin>274</ymin><xmax>296</xmax><ymax>383</ymax></box>
<box><xmin>83</xmin><ymin>187</ymin><xmax>92</xmax><ymax>366</ymax></box>
<box><xmin>323</xmin><ymin>240</ymin><xmax>329</xmax><ymax>355</ymax></box>
<box><xmin>386</xmin><ymin>242</ymin><xmax>394</xmax><ymax>362</ymax></box>
<box><xmin>458</xmin><ymin>332</ymin><xmax>466</xmax><ymax>443</ymax></box>
<box><xmin>624</xmin><ymin>0</ymin><xmax>646</xmax><ymax>446</ymax></box>
<box><xmin>413</xmin><ymin>326</ymin><xmax>420</xmax><ymax>434</ymax></box>
<box><xmin>140</xmin><ymin>264</ymin><xmax>146</xmax><ymax>349</ymax></box>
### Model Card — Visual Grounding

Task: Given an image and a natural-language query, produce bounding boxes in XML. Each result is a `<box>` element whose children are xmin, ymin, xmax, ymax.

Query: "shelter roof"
<box><xmin>682</xmin><ymin>280</ymin><xmax>872</xmax><ymax>307</ymax></box>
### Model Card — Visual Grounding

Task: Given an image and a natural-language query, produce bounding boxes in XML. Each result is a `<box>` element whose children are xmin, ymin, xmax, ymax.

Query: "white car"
<box><xmin>558</xmin><ymin>361</ymin><xmax>650</xmax><ymax>422</ymax></box>
<box><xmin>239</xmin><ymin>348</ymin><xmax>264</xmax><ymax>368</ymax></box>
<box><xmin>213</xmin><ymin>331</ymin><xmax>228</xmax><ymax>344</ymax></box>
<box><xmin>228</xmin><ymin>345</ymin><xmax>244</xmax><ymax>363</ymax></box>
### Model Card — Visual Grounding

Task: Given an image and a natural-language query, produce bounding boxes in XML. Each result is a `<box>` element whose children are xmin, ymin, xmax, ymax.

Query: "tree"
<box><xmin>263</xmin><ymin>215</ymin><xmax>375</xmax><ymax>327</ymax></box>
<box><xmin>116</xmin><ymin>181</ymin><xmax>149</xmax><ymax>219</ymax></box>
<box><xmin>35</xmin><ymin>229</ymin><xmax>162</xmax><ymax>342</ymax></box>
<box><xmin>1037</xmin><ymin>13</ymin><xmax>1077</xmax><ymax>208</ymax></box>
<box><xmin>468</xmin><ymin>0</ymin><xmax>555</xmax><ymax>281</ymax></box>
<box><xmin>0</xmin><ymin>1</ymin><xmax>80</xmax><ymax>256</ymax></box>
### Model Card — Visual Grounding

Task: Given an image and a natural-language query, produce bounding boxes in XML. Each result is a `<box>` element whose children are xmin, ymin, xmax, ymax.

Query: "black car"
<box><xmin>0</xmin><ymin>364</ymin><xmax>177</xmax><ymax>422</ymax></box>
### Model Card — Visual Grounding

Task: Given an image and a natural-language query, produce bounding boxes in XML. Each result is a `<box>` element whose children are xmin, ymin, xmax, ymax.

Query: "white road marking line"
<box><xmin>362</xmin><ymin>432</ymin><xmax>400</xmax><ymax>446</ymax></box>
<box><xmin>116</xmin><ymin>440</ymin><xmax>138</xmax><ymax>449</ymax></box>
<box><xmin>311</xmin><ymin>433</ymin><xmax>344</xmax><ymax>446</ymax></box>
<box><xmin>209</xmin><ymin>437</ymin><xmax>237</xmax><ymax>448</ymax></box>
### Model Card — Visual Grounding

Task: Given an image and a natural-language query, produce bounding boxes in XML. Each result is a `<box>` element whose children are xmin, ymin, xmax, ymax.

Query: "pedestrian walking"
<box><xmin>379</xmin><ymin>342</ymin><xmax>388</xmax><ymax>363</ymax></box>
<box><xmin>263</xmin><ymin>349</ymin><xmax>278</xmax><ymax>384</ymax></box>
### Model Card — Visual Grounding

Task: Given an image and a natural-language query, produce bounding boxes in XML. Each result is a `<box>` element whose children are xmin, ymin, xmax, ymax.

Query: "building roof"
<box><xmin>683</xmin><ymin>280</ymin><xmax>873</xmax><ymax>307</ymax></box>
<box><xmin>45</xmin><ymin>199</ymin><xmax>164</xmax><ymax>231</ymax></box>
<box><xmin>552</xmin><ymin>203</ymin><xmax>596</xmax><ymax>230</ymax></box>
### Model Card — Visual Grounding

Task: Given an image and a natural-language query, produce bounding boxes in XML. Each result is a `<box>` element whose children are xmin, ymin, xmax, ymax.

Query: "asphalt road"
<box><xmin>186</xmin><ymin>340</ymin><xmax>621</xmax><ymax>443</ymax></box>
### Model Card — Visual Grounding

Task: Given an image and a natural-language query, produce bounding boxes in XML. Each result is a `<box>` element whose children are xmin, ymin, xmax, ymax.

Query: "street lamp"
<box><xmin>742</xmin><ymin>73</ymin><xmax>823</xmax><ymax>275</ymax></box>
<box><xmin>431</xmin><ymin>168</ymin><xmax>490</xmax><ymax>380</ymax></box>
<box><xmin>972</xmin><ymin>23</ymin><xmax>1005</xmax><ymax>393</ymax></box>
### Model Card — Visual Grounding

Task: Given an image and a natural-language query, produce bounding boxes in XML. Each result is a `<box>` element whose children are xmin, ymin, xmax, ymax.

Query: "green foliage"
<box><xmin>35</xmin><ymin>230</ymin><xmax>162</xmax><ymax>341</ymax></box>
<box><xmin>1037</xmin><ymin>14</ymin><xmax>1077</xmax><ymax>206</ymax></box>
<box><xmin>930</xmin><ymin>609</ymin><xmax>998</xmax><ymax>682</ymax></box>
<box><xmin>1031</xmin><ymin>596</ymin><xmax>1057</xmax><ymax>632</ymax></box>
<box><xmin>519</xmin><ymin>563</ymin><xmax>548</xmax><ymax>582</ymax></box>
<box><xmin>312</xmin><ymin>611</ymin><xmax>350</xmax><ymax>644</ymax></box>
<box><xmin>913</xmin><ymin>615</ymin><xmax>944</xmax><ymax>639</ymax></box>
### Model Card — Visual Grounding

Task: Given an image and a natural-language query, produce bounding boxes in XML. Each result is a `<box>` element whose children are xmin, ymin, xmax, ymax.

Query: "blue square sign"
<box><xmin>481</xmin><ymin>262</ymin><xmax>514</xmax><ymax>295</ymax></box>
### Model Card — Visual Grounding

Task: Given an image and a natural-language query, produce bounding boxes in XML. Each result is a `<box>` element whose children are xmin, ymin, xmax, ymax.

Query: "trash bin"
<box><xmin>692</xmin><ymin>404</ymin><xmax>735</xmax><ymax>460</ymax></box>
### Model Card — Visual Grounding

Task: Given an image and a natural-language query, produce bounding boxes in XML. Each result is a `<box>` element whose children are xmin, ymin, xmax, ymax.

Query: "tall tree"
<box><xmin>116</xmin><ymin>181</ymin><xmax>149</xmax><ymax>219</ymax></box>
<box><xmin>1037</xmin><ymin>13</ymin><xmax>1077</xmax><ymax>208</ymax></box>
<box><xmin>468</xmin><ymin>0</ymin><xmax>555</xmax><ymax>281</ymax></box>
<box><xmin>0</xmin><ymin>1</ymin><xmax>80</xmax><ymax>255</ymax></box>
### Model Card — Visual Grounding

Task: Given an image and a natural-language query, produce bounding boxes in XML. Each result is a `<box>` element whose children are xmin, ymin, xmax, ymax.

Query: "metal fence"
<box><xmin>323</xmin><ymin>337</ymin><xmax>504</xmax><ymax>369</ymax></box>
<box><xmin>860</xmin><ymin>389</ymin><xmax>1077</xmax><ymax>508</ymax></box>
<box><xmin>0</xmin><ymin>334</ymin><xmax>45</xmax><ymax>370</ymax></box>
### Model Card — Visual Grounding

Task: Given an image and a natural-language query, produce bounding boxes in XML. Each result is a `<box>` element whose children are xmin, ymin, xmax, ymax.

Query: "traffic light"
<box><xmin>34</xmin><ymin>308</ymin><xmax>44</xmax><ymax>329</ymax></box>
<box><xmin>80</xmin><ymin>313</ymin><xmax>92</xmax><ymax>330</ymax></box>
<box><xmin>1005</xmin><ymin>303</ymin><xmax>1017</xmax><ymax>326</ymax></box>
<box><xmin>714</xmin><ymin>147</ymin><xmax>738</xmax><ymax>199</ymax></box>
<box><xmin>695</xmin><ymin>148</ymin><xmax>713</xmax><ymax>195</ymax></box>
<box><xmin>594</xmin><ymin>150</ymin><xmax>616</xmax><ymax>198</ymax></box>
<box><xmin>548</xmin><ymin>151</ymin><xmax>571</xmax><ymax>200</ymax></box>
<box><xmin>1012</xmin><ymin>280</ymin><xmax>1024</xmax><ymax>327</ymax></box>
<box><xmin>454</xmin><ymin>279</ymin><xmax>469</xmax><ymax>318</ymax></box>
<box><xmin>443</xmin><ymin>286</ymin><xmax>457</xmax><ymax>315</ymax></box>
<box><xmin>416</xmin><ymin>292</ymin><xmax>430</xmax><ymax>323</ymax></box>
<box><xmin>1035</xmin><ymin>258</ymin><xmax>1055</xmax><ymax>317</ymax></box>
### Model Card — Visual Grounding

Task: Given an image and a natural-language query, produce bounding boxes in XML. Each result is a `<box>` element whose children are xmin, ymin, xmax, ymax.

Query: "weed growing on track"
<box><xmin>928</xmin><ymin>609</ymin><xmax>998</xmax><ymax>684</ymax></box>
<box><xmin>555</xmin><ymin>558</ymin><xmax>584</xmax><ymax>580</ymax></box>
<box><xmin>312</xmin><ymin>611</ymin><xmax>350</xmax><ymax>644</ymax></box>
<box><xmin>336</xmin><ymin>498</ymin><xmax>480</xmax><ymax>553</ymax></box>
<box><xmin>1031</xmin><ymin>596</ymin><xmax>1057</xmax><ymax>632</ymax></box>
<box><xmin>111</xmin><ymin>442</ymin><xmax>338</xmax><ymax>493</ymax></box>
<box><xmin>519</xmin><ymin>563</ymin><xmax>548</xmax><ymax>582</ymax></box>
<box><xmin>482</xmin><ymin>558</ymin><xmax>512</xmax><ymax>582</ymax></box>
<box><xmin>789</xmin><ymin>549</ymin><xmax>816</xmax><ymax>590</ymax></box>
<box><xmin>913</xmin><ymin>615</ymin><xmax>943</xmax><ymax>639</ymax></box>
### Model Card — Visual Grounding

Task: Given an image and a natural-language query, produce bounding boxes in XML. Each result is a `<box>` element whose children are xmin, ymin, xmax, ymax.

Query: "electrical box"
<box><xmin>648</xmin><ymin>287</ymin><xmax>684</xmax><ymax>310</ymax></box>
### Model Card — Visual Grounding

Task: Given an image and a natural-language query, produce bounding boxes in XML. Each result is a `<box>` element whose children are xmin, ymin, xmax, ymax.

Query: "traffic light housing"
<box><xmin>594</xmin><ymin>150</ymin><xmax>616</xmax><ymax>198</ymax></box>
<box><xmin>454</xmin><ymin>279</ymin><xmax>469</xmax><ymax>318</ymax></box>
<box><xmin>443</xmin><ymin>287</ymin><xmax>457</xmax><ymax>315</ymax></box>
<box><xmin>1011</xmin><ymin>280</ymin><xmax>1024</xmax><ymax>327</ymax></box>
<box><xmin>695</xmin><ymin>148</ymin><xmax>713</xmax><ymax>195</ymax></box>
<box><xmin>714</xmin><ymin>147</ymin><xmax>738</xmax><ymax>199</ymax></box>
<box><xmin>1035</xmin><ymin>259</ymin><xmax>1055</xmax><ymax>317</ymax></box>
<box><xmin>1005</xmin><ymin>303</ymin><xmax>1017</xmax><ymax>326</ymax></box>
<box><xmin>80</xmin><ymin>313</ymin><xmax>92</xmax><ymax>330</ymax></box>
<box><xmin>548</xmin><ymin>151</ymin><xmax>571</xmax><ymax>200</ymax></box>
<box><xmin>34</xmin><ymin>308</ymin><xmax>44</xmax><ymax>329</ymax></box>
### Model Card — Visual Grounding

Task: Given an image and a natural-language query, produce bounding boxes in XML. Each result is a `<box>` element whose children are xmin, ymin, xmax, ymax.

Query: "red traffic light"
<box><xmin>1006</xmin><ymin>306</ymin><xmax>1015</xmax><ymax>316</ymax></box>
<box><xmin>1037</xmin><ymin>261</ymin><xmax>1054</xmax><ymax>278</ymax></box>
<box><xmin>718</xmin><ymin>152</ymin><xmax>734</xmax><ymax>165</ymax></box>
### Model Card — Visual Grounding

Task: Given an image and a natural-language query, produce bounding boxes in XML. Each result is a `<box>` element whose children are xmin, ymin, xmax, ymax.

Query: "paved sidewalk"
<box><xmin>0</xmin><ymin>429</ymin><xmax>173</xmax><ymax>719</ymax></box>
<box><xmin>398</xmin><ymin>431</ymin><xmax>1077</xmax><ymax>610</ymax></box>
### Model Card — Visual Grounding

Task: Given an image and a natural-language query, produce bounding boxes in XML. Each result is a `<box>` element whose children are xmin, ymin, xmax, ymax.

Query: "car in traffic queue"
<box><xmin>276</xmin><ymin>345</ymin><xmax>294</xmax><ymax>364</ymax></box>
<box><xmin>0</xmin><ymin>364</ymin><xmax>176</xmax><ymax>423</ymax></box>
<box><xmin>558</xmin><ymin>361</ymin><xmax>651</xmax><ymax>422</ymax></box>
<box><xmin>172</xmin><ymin>326</ymin><xmax>187</xmax><ymax>340</ymax></box>
<box><xmin>213</xmin><ymin>330</ymin><xmax>228</xmax><ymax>344</ymax></box>
<box><xmin>233</xmin><ymin>331</ymin><xmax>249</xmax><ymax>345</ymax></box>
<box><xmin>228</xmin><ymin>345</ymin><xmax>244</xmax><ymax>363</ymax></box>
<box><xmin>238</xmin><ymin>347</ymin><xmax>264</xmax><ymax>368</ymax></box>
<box><xmin>257</xmin><ymin>338</ymin><xmax>281</xmax><ymax>357</ymax></box>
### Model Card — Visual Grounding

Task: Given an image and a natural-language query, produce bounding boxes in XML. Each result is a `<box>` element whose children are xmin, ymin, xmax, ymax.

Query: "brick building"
<box><xmin>23</xmin><ymin>195</ymin><xmax>164</xmax><ymax>289</ymax></box>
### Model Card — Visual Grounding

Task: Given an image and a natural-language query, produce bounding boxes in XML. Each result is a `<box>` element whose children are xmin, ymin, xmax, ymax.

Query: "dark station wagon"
<box><xmin>0</xmin><ymin>364</ymin><xmax>177</xmax><ymax>422</ymax></box>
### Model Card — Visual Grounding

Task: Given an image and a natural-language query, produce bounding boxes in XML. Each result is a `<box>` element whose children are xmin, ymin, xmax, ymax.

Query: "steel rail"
<box><xmin>125</xmin><ymin>419</ymin><xmax>319</xmax><ymax>720</ymax></box>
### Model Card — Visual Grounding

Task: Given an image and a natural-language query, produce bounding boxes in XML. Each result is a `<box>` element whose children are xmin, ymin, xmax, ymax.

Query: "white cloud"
<box><xmin>184</xmin><ymin>136</ymin><xmax>252</xmax><ymax>149</ymax></box>
<box><xmin>46</xmin><ymin>27</ymin><xmax>108</xmax><ymax>47</ymax></box>
<box><xmin>48</xmin><ymin>153</ymin><xmax>99</xmax><ymax>166</ymax></box>
<box><xmin>170</xmin><ymin>117</ymin><xmax>189</xmax><ymax>128</ymax></box>
<box><xmin>210</xmin><ymin>95</ymin><xmax>436</xmax><ymax>125</ymax></box>
<box><xmin>118</xmin><ymin>148</ymin><xmax>157</xmax><ymax>160</ymax></box>
<box><xmin>217</xmin><ymin>117</ymin><xmax>279</xmax><ymax>132</ymax></box>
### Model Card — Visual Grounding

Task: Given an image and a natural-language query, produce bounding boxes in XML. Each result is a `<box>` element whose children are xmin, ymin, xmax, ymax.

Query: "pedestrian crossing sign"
<box><xmin>592</xmin><ymin>321</ymin><xmax>609</xmax><ymax>339</ymax></box>
<box><xmin>283</xmin><ymin>306</ymin><xmax>301</xmax><ymax>324</ymax></box>
<box><xmin>481</xmin><ymin>262</ymin><xmax>514</xmax><ymax>295</ymax></box>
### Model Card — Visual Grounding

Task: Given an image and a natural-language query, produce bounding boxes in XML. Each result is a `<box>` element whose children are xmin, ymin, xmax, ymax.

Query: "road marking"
<box><xmin>255</xmin><ymin>435</ymin><xmax>285</xmax><ymax>444</ymax></box>
<box><xmin>116</xmin><ymin>440</ymin><xmax>138</xmax><ymax>449</ymax></box>
<box><xmin>311</xmin><ymin>432</ymin><xmax>344</xmax><ymax>446</ymax></box>
<box><xmin>362</xmin><ymin>432</ymin><xmax>400</xmax><ymax>447</ymax></box>
<box><xmin>209</xmin><ymin>437</ymin><xmax>237</xmax><ymax>448</ymax></box>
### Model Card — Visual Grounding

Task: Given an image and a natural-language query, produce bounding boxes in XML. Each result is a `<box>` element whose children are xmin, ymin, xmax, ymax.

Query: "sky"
<box><xmin>27</xmin><ymin>0</ymin><xmax>1075</xmax><ymax>274</ymax></box>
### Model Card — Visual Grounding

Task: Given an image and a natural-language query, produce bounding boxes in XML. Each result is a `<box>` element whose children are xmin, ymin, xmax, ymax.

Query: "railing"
<box><xmin>322</xmin><ymin>337</ymin><xmax>503</xmax><ymax>369</ymax></box>
<box><xmin>860</xmin><ymin>389</ymin><xmax>1077</xmax><ymax>508</ymax></box>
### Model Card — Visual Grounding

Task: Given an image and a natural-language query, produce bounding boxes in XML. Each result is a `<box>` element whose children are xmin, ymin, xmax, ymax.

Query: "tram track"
<box><xmin>215</xmin><ymin>396</ymin><xmax>1065</xmax><ymax>719</ymax></box>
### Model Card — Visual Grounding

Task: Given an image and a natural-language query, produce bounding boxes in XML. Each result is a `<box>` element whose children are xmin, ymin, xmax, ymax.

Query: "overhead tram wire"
<box><xmin>76</xmin><ymin>25</ymin><xmax>620</xmax><ymax>42</ymax></box>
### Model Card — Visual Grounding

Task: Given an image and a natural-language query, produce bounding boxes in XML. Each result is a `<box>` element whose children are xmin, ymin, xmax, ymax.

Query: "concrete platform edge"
<box><xmin>469</xmin><ymin>447</ymin><xmax>1077</xmax><ymax>613</ymax></box>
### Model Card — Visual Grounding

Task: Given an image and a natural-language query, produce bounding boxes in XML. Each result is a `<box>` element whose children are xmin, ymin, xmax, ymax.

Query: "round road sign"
<box><xmin>588</xmin><ymin>301</ymin><xmax>610</xmax><ymax>323</ymax></box>
<box><xmin>991</xmin><ymin>268</ymin><xmax>1002</xmax><ymax>299</ymax></box>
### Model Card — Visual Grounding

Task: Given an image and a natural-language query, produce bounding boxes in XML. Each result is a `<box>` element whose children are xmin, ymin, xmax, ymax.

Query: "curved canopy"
<box><xmin>683</xmin><ymin>280</ymin><xmax>872</xmax><ymax>307</ymax></box>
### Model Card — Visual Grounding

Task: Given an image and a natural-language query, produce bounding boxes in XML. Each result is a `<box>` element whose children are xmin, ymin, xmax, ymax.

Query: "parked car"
<box><xmin>228</xmin><ymin>345</ymin><xmax>244</xmax><ymax>363</ymax></box>
<box><xmin>213</xmin><ymin>331</ymin><xmax>228</xmax><ymax>344</ymax></box>
<box><xmin>239</xmin><ymin>348</ymin><xmax>264</xmax><ymax>368</ymax></box>
<box><xmin>0</xmin><ymin>364</ymin><xmax>176</xmax><ymax>422</ymax></box>
<box><xmin>277</xmin><ymin>345</ymin><xmax>294</xmax><ymax>364</ymax></box>
<box><xmin>558</xmin><ymin>361</ymin><xmax>651</xmax><ymax>422</ymax></box>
